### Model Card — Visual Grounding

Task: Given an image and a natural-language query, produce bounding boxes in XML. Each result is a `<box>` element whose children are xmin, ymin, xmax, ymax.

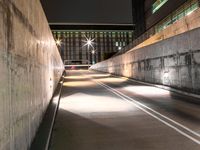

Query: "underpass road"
<box><xmin>50</xmin><ymin>70</ymin><xmax>200</xmax><ymax>150</ymax></box>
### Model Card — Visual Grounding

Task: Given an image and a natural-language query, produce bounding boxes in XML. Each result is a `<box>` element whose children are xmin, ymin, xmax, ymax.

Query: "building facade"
<box><xmin>132</xmin><ymin>0</ymin><xmax>200</xmax><ymax>38</ymax></box>
<box><xmin>51</xmin><ymin>25</ymin><xmax>133</xmax><ymax>65</ymax></box>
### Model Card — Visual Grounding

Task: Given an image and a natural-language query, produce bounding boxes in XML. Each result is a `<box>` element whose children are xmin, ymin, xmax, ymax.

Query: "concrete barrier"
<box><xmin>91</xmin><ymin>27</ymin><xmax>200</xmax><ymax>95</ymax></box>
<box><xmin>0</xmin><ymin>0</ymin><xmax>64</xmax><ymax>149</ymax></box>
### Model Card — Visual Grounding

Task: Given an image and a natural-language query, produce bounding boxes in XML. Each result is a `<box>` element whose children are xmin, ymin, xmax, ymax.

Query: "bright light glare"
<box><xmin>87</xmin><ymin>40</ymin><xmax>92</xmax><ymax>45</ymax></box>
<box><xmin>186</xmin><ymin>11</ymin><xmax>193</xmax><ymax>16</ymax></box>
<box><xmin>97</xmin><ymin>77</ymin><xmax>128</xmax><ymax>83</ymax></box>
<box><xmin>123</xmin><ymin>86</ymin><xmax>170</xmax><ymax>96</ymax></box>
<box><xmin>82</xmin><ymin>36</ymin><xmax>95</xmax><ymax>49</ymax></box>
<box><xmin>118</xmin><ymin>47</ymin><xmax>122</xmax><ymax>50</ymax></box>
<box><xmin>64</xmin><ymin>76</ymin><xmax>88</xmax><ymax>80</ymax></box>
<box><xmin>63</xmin><ymin>81</ymin><xmax>93</xmax><ymax>87</ymax></box>
<box><xmin>59</xmin><ymin>93</ymin><xmax>135</xmax><ymax>114</ymax></box>
<box><xmin>88</xmin><ymin>73</ymin><xmax>111</xmax><ymax>78</ymax></box>
<box><xmin>91</xmin><ymin>50</ymin><xmax>95</xmax><ymax>54</ymax></box>
<box><xmin>56</xmin><ymin>39</ymin><xmax>62</xmax><ymax>46</ymax></box>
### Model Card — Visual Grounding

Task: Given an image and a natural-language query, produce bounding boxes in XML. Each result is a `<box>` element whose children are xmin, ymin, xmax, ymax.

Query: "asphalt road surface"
<box><xmin>49</xmin><ymin>70</ymin><xmax>200</xmax><ymax>150</ymax></box>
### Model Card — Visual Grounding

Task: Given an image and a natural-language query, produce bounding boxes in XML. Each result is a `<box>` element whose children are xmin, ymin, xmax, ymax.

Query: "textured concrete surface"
<box><xmin>49</xmin><ymin>70</ymin><xmax>200</xmax><ymax>150</ymax></box>
<box><xmin>0</xmin><ymin>0</ymin><xmax>64</xmax><ymax>150</ymax></box>
<box><xmin>91</xmin><ymin>26</ymin><xmax>200</xmax><ymax>94</ymax></box>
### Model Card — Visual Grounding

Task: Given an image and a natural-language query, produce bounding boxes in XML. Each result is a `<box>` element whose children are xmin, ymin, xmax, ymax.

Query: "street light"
<box><xmin>83</xmin><ymin>36</ymin><xmax>95</xmax><ymax>50</ymax></box>
<box><xmin>55</xmin><ymin>38</ymin><xmax>63</xmax><ymax>60</ymax></box>
<box><xmin>82</xmin><ymin>35</ymin><xmax>95</xmax><ymax>68</ymax></box>
<box><xmin>56</xmin><ymin>38</ymin><xmax>62</xmax><ymax>46</ymax></box>
<box><xmin>91</xmin><ymin>49</ymin><xmax>95</xmax><ymax>54</ymax></box>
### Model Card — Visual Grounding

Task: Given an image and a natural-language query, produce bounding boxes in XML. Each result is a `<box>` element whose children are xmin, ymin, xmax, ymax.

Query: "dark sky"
<box><xmin>41</xmin><ymin>0</ymin><xmax>133</xmax><ymax>24</ymax></box>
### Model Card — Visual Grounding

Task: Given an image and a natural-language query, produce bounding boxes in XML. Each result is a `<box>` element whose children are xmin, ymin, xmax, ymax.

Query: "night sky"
<box><xmin>41</xmin><ymin>0</ymin><xmax>133</xmax><ymax>24</ymax></box>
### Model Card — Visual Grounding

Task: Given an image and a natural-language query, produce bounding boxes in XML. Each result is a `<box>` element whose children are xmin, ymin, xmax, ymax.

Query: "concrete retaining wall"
<box><xmin>91</xmin><ymin>27</ymin><xmax>200</xmax><ymax>94</ymax></box>
<box><xmin>0</xmin><ymin>0</ymin><xmax>64</xmax><ymax>150</ymax></box>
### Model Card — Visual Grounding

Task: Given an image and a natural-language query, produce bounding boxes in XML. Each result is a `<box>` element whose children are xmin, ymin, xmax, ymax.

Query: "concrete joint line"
<box><xmin>93</xmin><ymin>79</ymin><xmax>200</xmax><ymax>145</ymax></box>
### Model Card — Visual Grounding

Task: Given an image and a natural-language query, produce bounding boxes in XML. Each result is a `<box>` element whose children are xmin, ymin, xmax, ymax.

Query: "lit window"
<box><xmin>116</xmin><ymin>42</ymin><xmax>119</xmax><ymax>46</ymax></box>
<box><xmin>185</xmin><ymin>1</ymin><xmax>199</xmax><ymax>16</ymax></box>
<box><xmin>152</xmin><ymin>0</ymin><xmax>168</xmax><ymax>14</ymax></box>
<box><xmin>123</xmin><ymin>42</ymin><xmax>126</xmax><ymax>46</ymax></box>
<box><xmin>155</xmin><ymin>0</ymin><xmax>199</xmax><ymax>33</ymax></box>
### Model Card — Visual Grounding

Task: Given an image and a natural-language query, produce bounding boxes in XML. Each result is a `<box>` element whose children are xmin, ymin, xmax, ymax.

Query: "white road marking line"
<box><xmin>94</xmin><ymin>77</ymin><xmax>200</xmax><ymax>137</ymax></box>
<box><xmin>88</xmin><ymin>71</ymin><xmax>200</xmax><ymax>137</ymax></box>
<box><xmin>93</xmin><ymin>79</ymin><xmax>200</xmax><ymax>145</ymax></box>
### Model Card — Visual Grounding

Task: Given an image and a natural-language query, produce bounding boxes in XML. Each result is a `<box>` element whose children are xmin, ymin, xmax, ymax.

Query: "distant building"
<box><xmin>51</xmin><ymin>24</ymin><xmax>133</xmax><ymax>65</ymax></box>
<box><xmin>132</xmin><ymin>0</ymin><xmax>200</xmax><ymax>38</ymax></box>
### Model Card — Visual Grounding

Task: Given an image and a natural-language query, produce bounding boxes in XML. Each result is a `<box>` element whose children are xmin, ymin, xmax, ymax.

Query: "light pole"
<box><xmin>82</xmin><ymin>35</ymin><xmax>95</xmax><ymax>69</ymax></box>
<box><xmin>91</xmin><ymin>49</ymin><xmax>96</xmax><ymax>64</ymax></box>
<box><xmin>56</xmin><ymin>38</ymin><xmax>62</xmax><ymax>46</ymax></box>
